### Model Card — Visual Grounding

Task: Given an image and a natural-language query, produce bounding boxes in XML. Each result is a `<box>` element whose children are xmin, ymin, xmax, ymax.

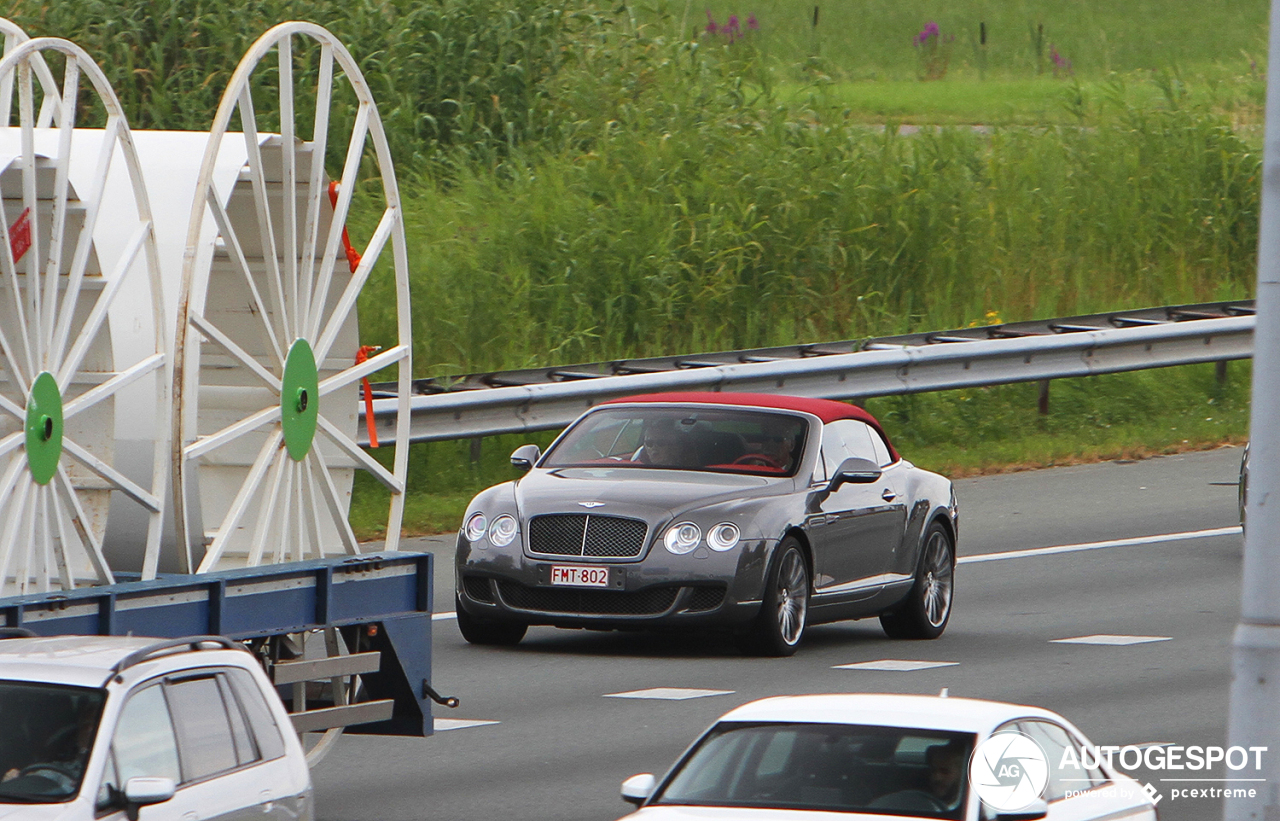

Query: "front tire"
<box><xmin>456</xmin><ymin>598</ymin><xmax>528</xmax><ymax>646</ymax></box>
<box><xmin>880</xmin><ymin>521</ymin><xmax>954</xmax><ymax>640</ymax></box>
<box><xmin>738</xmin><ymin>538</ymin><xmax>809</xmax><ymax>657</ymax></box>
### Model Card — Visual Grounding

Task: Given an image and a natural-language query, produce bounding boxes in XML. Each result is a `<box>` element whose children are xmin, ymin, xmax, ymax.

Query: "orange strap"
<box><xmin>355</xmin><ymin>345</ymin><xmax>381</xmax><ymax>448</ymax></box>
<box><xmin>328</xmin><ymin>181</ymin><xmax>362</xmax><ymax>274</ymax></box>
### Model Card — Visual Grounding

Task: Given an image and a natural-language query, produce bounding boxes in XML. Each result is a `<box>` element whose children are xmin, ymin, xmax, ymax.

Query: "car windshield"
<box><xmin>542</xmin><ymin>407</ymin><xmax>808</xmax><ymax>476</ymax></box>
<box><xmin>652</xmin><ymin>721</ymin><xmax>974</xmax><ymax>818</ymax></box>
<box><xmin>0</xmin><ymin>680</ymin><xmax>104</xmax><ymax>803</ymax></box>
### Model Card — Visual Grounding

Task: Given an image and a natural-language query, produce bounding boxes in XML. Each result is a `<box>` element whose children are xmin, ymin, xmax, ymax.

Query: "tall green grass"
<box><xmin>358</xmin><ymin>85</ymin><xmax>1260</xmax><ymax>375</ymax></box>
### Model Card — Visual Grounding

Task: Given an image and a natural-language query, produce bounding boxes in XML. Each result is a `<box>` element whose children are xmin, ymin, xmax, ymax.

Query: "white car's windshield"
<box><xmin>0</xmin><ymin>680</ymin><xmax>104</xmax><ymax>803</ymax></box>
<box><xmin>653</xmin><ymin>721</ymin><xmax>974</xmax><ymax>818</ymax></box>
<box><xmin>542</xmin><ymin>408</ymin><xmax>808</xmax><ymax>476</ymax></box>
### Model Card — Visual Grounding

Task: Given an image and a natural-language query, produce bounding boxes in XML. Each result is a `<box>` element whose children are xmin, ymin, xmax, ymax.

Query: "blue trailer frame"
<box><xmin>0</xmin><ymin>551</ymin><xmax>438</xmax><ymax>737</ymax></box>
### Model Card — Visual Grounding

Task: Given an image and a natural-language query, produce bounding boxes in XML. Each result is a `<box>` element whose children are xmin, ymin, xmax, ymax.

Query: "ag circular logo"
<box><xmin>969</xmin><ymin>731</ymin><xmax>1049</xmax><ymax>812</ymax></box>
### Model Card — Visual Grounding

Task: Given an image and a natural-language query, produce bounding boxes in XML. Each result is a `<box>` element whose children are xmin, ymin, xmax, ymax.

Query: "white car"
<box><xmin>0</xmin><ymin>632</ymin><xmax>312</xmax><ymax>821</ymax></box>
<box><xmin>619</xmin><ymin>693</ymin><xmax>1157</xmax><ymax>821</ymax></box>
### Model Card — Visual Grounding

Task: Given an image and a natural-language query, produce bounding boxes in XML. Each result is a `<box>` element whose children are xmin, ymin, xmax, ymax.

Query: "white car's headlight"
<box><xmin>489</xmin><ymin>514</ymin><xmax>518</xmax><ymax>547</ymax></box>
<box><xmin>664</xmin><ymin>522</ymin><xmax>702</xmax><ymax>554</ymax></box>
<box><xmin>465</xmin><ymin>512</ymin><xmax>488</xmax><ymax>543</ymax></box>
<box><xmin>706</xmin><ymin>522</ymin><xmax>741</xmax><ymax>551</ymax></box>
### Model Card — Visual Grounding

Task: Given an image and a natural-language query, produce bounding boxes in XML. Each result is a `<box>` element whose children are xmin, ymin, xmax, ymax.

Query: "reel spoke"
<box><xmin>318</xmin><ymin>344</ymin><xmax>407</xmax><ymax>396</ymax></box>
<box><xmin>316</xmin><ymin>414</ymin><xmax>402</xmax><ymax>493</ymax></box>
<box><xmin>62</xmin><ymin>437</ymin><xmax>161</xmax><ymax>513</ymax></box>
<box><xmin>189</xmin><ymin>312</ymin><xmax>282</xmax><ymax>393</ymax></box>
<box><xmin>184</xmin><ymin>404</ymin><xmax>282</xmax><ymax>462</ymax></box>
<box><xmin>198</xmin><ymin>430</ymin><xmax>284</xmax><ymax>573</ymax></box>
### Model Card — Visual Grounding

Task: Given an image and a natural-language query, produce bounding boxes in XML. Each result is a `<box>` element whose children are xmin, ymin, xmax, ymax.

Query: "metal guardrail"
<box><xmin>360</xmin><ymin>300</ymin><xmax>1255</xmax><ymax>444</ymax></box>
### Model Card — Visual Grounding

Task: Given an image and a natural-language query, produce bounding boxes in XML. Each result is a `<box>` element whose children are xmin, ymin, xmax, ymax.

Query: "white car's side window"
<box><xmin>112</xmin><ymin>684</ymin><xmax>181</xmax><ymax>784</ymax></box>
<box><xmin>167</xmin><ymin>676</ymin><xmax>241</xmax><ymax>781</ymax></box>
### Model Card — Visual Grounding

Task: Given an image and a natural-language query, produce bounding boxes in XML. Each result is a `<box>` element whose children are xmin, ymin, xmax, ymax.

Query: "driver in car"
<box><xmin>2</xmin><ymin>699</ymin><xmax>98</xmax><ymax>794</ymax></box>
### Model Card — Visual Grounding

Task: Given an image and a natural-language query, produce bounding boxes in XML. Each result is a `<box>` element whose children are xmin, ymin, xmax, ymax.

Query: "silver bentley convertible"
<box><xmin>454</xmin><ymin>393</ymin><xmax>958</xmax><ymax>656</ymax></box>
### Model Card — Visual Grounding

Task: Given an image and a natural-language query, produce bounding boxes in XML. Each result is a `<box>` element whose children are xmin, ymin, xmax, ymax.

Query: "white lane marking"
<box><xmin>1051</xmin><ymin>634</ymin><xmax>1171</xmax><ymax>646</ymax></box>
<box><xmin>833</xmin><ymin>659</ymin><xmax>960</xmax><ymax>671</ymax></box>
<box><xmin>604</xmin><ymin>688</ymin><xmax>734</xmax><ymax>700</ymax></box>
<box><xmin>430</xmin><ymin>527</ymin><xmax>1242</xmax><ymax>620</ymax></box>
<box><xmin>959</xmin><ymin>526</ymin><xmax>1240</xmax><ymax>565</ymax></box>
<box><xmin>434</xmin><ymin>718</ymin><xmax>500</xmax><ymax>731</ymax></box>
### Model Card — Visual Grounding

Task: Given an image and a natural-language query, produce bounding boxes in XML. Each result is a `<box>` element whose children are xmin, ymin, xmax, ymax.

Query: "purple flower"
<box><xmin>705</xmin><ymin>10</ymin><xmax>718</xmax><ymax>34</ymax></box>
<box><xmin>727</xmin><ymin>14</ymin><xmax>740</xmax><ymax>31</ymax></box>
<box><xmin>915</xmin><ymin>20</ymin><xmax>940</xmax><ymax>45</ymax></box>
<box><xmin>747</xmin><ymin>13</ymin><xmax>758</xmax><ymax>29</ymax></box>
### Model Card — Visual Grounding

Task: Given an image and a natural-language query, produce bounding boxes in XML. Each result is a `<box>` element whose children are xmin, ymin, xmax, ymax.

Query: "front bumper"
<box><xmin>455</xmin><ymin>533</ymin><xmax>772</xmax><ymax>630</ymax></box>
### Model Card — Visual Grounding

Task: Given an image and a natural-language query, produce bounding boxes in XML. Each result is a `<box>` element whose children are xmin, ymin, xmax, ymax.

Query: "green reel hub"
<box><xmin>282</xmin><ymin>339</ymin><xmax>320</xmax><ymax>461</ymax></box>
<box><xmin>25</xmin><ymin>371</ymin><xmax>63</xmax><ymax>485</ymax></box>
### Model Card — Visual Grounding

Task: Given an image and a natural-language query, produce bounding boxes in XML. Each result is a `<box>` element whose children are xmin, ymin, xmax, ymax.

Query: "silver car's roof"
<box><xmin>0</xmin><ymin>635</ymin><xmax>161</xmax><ymax>688</ymax></box>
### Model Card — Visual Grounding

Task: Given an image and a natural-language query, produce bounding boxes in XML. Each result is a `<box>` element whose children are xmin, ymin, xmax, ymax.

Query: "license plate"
<box><xmin>550</xmin><ymin>565</ymin><xmax>609</xmax><ymax>587</ymax></box>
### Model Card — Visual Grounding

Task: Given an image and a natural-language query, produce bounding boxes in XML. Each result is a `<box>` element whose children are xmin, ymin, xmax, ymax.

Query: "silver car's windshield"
<box><xmin>653</xmin><ymin>721</ymin><xmax>974</xmax><ymax>818</ymax></box>
<box><xmin>0</xmin><ymin>680</ymin><xmax>104</xmax><ymax>803</ymax></box>
<box><xmin>542</xmin><ymin>408</ymin><xmax>808</xmax><ymax>476</ymax></box>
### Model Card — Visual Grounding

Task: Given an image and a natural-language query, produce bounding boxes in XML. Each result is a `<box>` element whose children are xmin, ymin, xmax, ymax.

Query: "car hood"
<box><xmin>0</xmin><ymin>802</ymin><xmax>80</xmax><ymax>821</ymax></box>
<box><xmin>515</xmin><ymin>467</ymin><xmax>784</xmax><ymax>521</ymax></box>
<box><xmin>621</xmin><ymin>806</ymin><xmax>928</xmax><ymax>821</ymax></box>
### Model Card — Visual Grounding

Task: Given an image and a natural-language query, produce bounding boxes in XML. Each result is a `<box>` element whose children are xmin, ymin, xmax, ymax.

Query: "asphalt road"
<box><xmin>314</xmin><ymin>446</ymin><xmax>1246</xmax><ymax>821</ymax></box>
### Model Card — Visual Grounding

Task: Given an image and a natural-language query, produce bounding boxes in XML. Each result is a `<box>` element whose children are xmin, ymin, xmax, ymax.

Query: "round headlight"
<box><xmin>707</xmin><ymin>522</ymin><xmax>741</xmax><ymax>551</ymax></box>
<box><xmin>489</xmin><ymin>514</ymin><xmax>518</xmax><ymax>547</ymax></box>
<box><xmin>664</xmin><ymin>522</ymin><xmax>702</xmax><ymax>555</ymax></box>
<box><xmin>465</xmin><ymin>512</ymin><xmax>488</xmax><ymax>543</ymax></box>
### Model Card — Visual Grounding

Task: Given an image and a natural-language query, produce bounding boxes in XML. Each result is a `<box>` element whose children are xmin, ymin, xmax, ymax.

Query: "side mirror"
<box><xmin>123</xmin><ymin>777</ymin><xmax>175</xmax><ymax>814</ymax></box>
<box><xmin>621</xmin><ymin>773</ymin><xmax>657</xmax><ymax>806</ymax></box>
<box><xmin>996</xmin><ymin>799</ymin><xmax>1049</xmax><ymax>820</ymax></box>
<box><xmin>510</xmin><ymin>444</ymin><xmax>541</xmax><ymax>472</ymax></box>
<box><xmin>829</xmin><ymin>457</ymin><xmax>881</xmax><ymax>489</ymax></box>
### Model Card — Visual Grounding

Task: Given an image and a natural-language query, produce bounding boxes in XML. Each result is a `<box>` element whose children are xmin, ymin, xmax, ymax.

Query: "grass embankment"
<box><xmin>11</xmin><ymin>0</ymin><xmax>1263</xmax><ymax>537</ymax></box>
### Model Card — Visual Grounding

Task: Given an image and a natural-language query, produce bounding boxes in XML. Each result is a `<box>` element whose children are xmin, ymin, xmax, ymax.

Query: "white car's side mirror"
<box><xmin>621</xmin><ymin>773</ymin><xmax>656</xmax><ymax>806</ymax></box>
<box><xmin>996</xmin><ymin>798</ymin><xmax>1048</xmax><ymax>820</ymax></box>
<box><xmin>123</xmin><ymin>776</ymin><xmax>176</xmax><ymax>807</ymax></box>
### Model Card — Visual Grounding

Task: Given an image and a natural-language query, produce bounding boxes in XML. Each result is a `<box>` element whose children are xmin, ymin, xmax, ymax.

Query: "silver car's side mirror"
<box><xmin>830</xmin><ymin>456</ymin><xmax>881</xmax><ymax>490</ymax></box>
<box><xmin>511</xmin><ymin>444</ymin><xmax>541</xmax><ymax>472</ymax></box>
<box><xmin>996</xmin><ymin>798</ymin><xmax>1048</xmax><ymax>820</ymax></box>
<box><xmin>621</xmin><ymin>773</ymin><xmax>656</xmax><ymax>806</ymax></box>
<box><xmin>123</xmin><ymin>776</ymin><xmax>176</xmax><ymax>808</ymax></box>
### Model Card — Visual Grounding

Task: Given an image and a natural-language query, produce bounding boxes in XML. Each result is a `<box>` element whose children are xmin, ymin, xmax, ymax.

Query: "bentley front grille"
<box><xmin>528</xmin><ymin>514</ymin><xmax>648</xmax><ymax>558</ymax></box>
<box><xmin>497</xmin><ymin>582</ymin><xmax>679</xmax><ymax>616</ymax></box>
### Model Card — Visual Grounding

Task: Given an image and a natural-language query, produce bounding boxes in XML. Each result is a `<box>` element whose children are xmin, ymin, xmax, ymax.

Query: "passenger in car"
<box><xmin>638</xmin><ymin>419</ymin><xmax>697</xmax><ymax>467</ymax></box>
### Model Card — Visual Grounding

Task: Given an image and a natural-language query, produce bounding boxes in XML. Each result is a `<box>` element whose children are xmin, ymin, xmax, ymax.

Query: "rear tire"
<box><xmin>456</xmin><ymin>598</ymin><xmax>528</xmax><ymax>646</ymax></box>
<box><xmin>880</xmin><ymin>522</ymin><xmax>954</xmax><ymax>640</ymax></box>
<box><xmin>738</xmin><ymin>538</ymin><xmax>809</xmax><ymax>657</ymax></box>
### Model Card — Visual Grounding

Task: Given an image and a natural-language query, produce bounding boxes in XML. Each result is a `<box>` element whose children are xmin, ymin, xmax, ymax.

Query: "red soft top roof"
<box><xmin>602</xmin><ymin>392</ymin><xmax>898</xmax><ymax>460</ymax></box>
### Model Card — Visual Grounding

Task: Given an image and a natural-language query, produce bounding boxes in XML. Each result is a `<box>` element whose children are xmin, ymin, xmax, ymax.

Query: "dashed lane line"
<box><xmin>833</xmin><ymin>660</ymin><xmax>959</xmax><ymax>671</ymax></box>
<box><xmin>1051</xmin><ymin>634</ymin><xmax>1172</xmax><ymax>646</ymax></box>
<box><xmin>604</xmin><ymin>688</ymin><xmax>734</xmax><ymax>700</ymax></box>
<box><xmin>434</xmin><ymin>718</ymin><xmax>500</xmax><ymax>731</ymax></box>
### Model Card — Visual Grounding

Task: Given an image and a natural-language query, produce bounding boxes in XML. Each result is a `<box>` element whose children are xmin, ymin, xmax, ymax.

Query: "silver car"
<box><xmin>456</xmin><ymin>392</ymin><xmax>959</xmax><ymax>655</ymax></box>
<box><xmin>0</xmin><ymin>633</ymin><xmax>312</xmax><ymax>821</ymax></box>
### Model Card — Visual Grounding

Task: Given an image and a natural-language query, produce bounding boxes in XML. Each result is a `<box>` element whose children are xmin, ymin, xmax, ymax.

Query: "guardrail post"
<box><xmin>1037</xmin><ymin>380</ymin><xmax>1050</xmax><ymax>415</ymax></box>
